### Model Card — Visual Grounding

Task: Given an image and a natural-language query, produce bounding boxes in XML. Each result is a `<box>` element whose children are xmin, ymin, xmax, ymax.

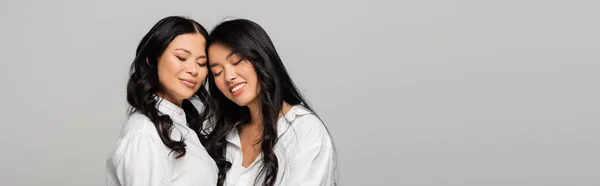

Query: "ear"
<box><xmin>146</xmin><ymin>57</ymin><xmax>150</xmax><ymax>65</ymax></box>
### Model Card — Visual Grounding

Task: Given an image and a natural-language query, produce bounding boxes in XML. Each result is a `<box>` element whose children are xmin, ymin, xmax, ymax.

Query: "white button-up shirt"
<box><xmin>106</xmin><ymin>98</ymin><xmax>218</xmax><ymax>186</ymax></box>
<box><xmin>224</xmin><ymin>105</ymin><xmax>336</xmax><ymax>186</ymax></box>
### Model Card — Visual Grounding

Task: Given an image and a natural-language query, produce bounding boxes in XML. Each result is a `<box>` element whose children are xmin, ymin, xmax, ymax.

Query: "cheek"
<box><xmin>157</xmin><ymin>58</ymin><xmax>178</xmax><ymax>77</ymax></box>
<box><xmin>157</xmin><ymin>63</ymin><xmax>171</xmax><ymax>84</ymax></box>
<box><xmin>254</xmin><ymin>81</ymin><xmax>261</xmax><ymax>93</ymax></box>
<box><xmin>196</xmin><ymin>67</ymin><xmax>208</xmax><ymax>82</ymax></box>
<box><xmin>244</xmin><ymin>67</ymin><xmax>260</xmax><ymax>91</ymax></box>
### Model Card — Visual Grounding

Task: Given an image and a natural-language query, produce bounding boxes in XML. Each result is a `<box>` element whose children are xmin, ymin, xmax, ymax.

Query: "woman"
<box><xmin>106</xmin><ymin>16</ymin><xmax>218</xmax><ymax>186</ymax></box>
<box><xmin>204</xmin><ymin>19</ymin><xmax>337</xmax><ymax>186</ymax></box>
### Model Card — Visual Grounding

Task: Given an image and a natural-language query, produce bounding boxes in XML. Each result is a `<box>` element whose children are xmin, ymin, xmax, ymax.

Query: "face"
<box><xmin>156</xmin><ymin>33</ymin><xmax>208</xmax><ymax>105</ymax></box>
<box><xmin>208</xmin><ymin>42</ymin><xmax>260</xmax><ymax>106</ymax></box>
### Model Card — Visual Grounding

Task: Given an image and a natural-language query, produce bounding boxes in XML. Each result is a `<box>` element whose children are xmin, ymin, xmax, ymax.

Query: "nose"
<box><xmin>186</xmin><ymin>61</ymin><xmax>198</xmax><ymax>76</ymax></box>
<box><xmin>224</xmin><ymin>66</ymin><xmax>237</xmax><ymax>82</ymax></box>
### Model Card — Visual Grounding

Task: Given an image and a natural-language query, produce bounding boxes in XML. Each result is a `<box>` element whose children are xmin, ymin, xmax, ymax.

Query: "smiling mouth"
<box><xmin>230</xmin><ymin>82</ymin><xmax>246</xmax><ymax>93</ymax></box>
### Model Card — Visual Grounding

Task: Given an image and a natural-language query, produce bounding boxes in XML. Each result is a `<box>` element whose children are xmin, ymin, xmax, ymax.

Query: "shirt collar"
<box><xmin>154</xmin><ymin>95</ymin><xmax>187</xmax><ymax>125</ymax></box>
<box><xmin>225</xmin><ymin>105</ymin><xmax>313</xmax><ymax>147</ymax></box>
<box><xmin>276</xmin><ymin>105</ymin><xmax>312</xmax><ymax>137</ymax></box>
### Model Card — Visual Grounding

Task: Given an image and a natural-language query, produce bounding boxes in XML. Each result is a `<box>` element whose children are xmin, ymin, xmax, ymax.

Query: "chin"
<box><xmin>233</xmin><ymin>101</ymin><xmax>248</xmax><ymax>107</ymax></box>
<box><xmin>176</xmin><ymin>92</ymin><xmax>195</xmax><ymax>100</ymax></box>
<box><xmin>231</xmin><ymin>98</ymin><xmax>250</xmax><ymax>107</ymax></box>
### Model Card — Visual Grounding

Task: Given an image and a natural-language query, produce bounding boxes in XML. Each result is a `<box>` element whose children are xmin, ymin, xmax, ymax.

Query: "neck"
<box><xmin>246</xmin><ymin>98</ymin><xmax>262</xmax><ymax>126</ymax></box>
<box><xmin>240</xmin><ymin>100</ymin><xmax>293</xmax><ymax>143</ymax></box>
<box><xmin>157</xmin><ymin>92</ymin><xmax>183</xmax><ymax>108</ymax></box>
<box><xmin>246</xmin><ymin>99</ymin><xmax>293</xmax><ymax>126</ymax></box>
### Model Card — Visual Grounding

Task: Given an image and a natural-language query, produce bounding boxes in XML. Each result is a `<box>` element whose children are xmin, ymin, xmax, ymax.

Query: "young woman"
<box><xmin>106</xmin><ymin>16</ymin><xmax>218</xmax><ymax>186</ymax></box>
<box><xmin>204</xmin><ymin>19</ymin><xmax>337</xmax><ymax>186</ymax></box>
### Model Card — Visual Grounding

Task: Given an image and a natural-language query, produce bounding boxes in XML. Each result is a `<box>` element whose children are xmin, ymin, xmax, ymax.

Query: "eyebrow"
<box><xmin>209</xmin><ymin>52</ymin><xmax>236</xmax><ymax>67</ymax></box>
<box><xmin>175</xmin><ymin>48</ymin><xmax>190</xmax><ymax>54</ymax></box>
<box><xmin>175</xmin><ymin>48</ymin><xmax>206</xmax><ymax>60</ymax></box>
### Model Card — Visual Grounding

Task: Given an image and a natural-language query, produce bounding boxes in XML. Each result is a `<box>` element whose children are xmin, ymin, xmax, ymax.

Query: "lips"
<box><xmin>180</xmin><ymin>78</ymin><xmax>198</xmax><ymax>88</ymax></box>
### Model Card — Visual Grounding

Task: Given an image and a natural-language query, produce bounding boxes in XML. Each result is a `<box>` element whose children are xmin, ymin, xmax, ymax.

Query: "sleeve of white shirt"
<box><xmin>289</xmin><ymin>115</ymin><xmax>336</xmax><ymax>186</ymax></box>
<box><xmin>111</xmin><ymin>128</ymin><xmax>171</xmax><ymax>186</ymax></box>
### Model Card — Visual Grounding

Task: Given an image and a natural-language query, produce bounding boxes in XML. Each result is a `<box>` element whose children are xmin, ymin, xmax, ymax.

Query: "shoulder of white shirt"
<box><xmin>278</xmin><ymin>105</ymin><xmax>332</xmax><ymax>139</ymax></box>
<box><xmin>123</xmin><ymin>111</ymin><xmax>156</xmax><ymax>131</ymax></box>
<box><xmin>109</xmin><ymin>112</ymin><xmax>163</xmax><ymax>164</ymax></box>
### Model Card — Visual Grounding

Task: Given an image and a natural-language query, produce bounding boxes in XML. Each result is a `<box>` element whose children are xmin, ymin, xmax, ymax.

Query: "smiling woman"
<box><xmin>203</xmin><ymin>19</ymin><xmax>337</xmax><ymax>186</ymax></box>
<box><xmin>208</xmin><ymin>43</ymin><xmax>260</xmax><ymax>107</ymax></box>
<box><xmin>155</xmin><ymin>34</ymin><xmax>208</xmax><ymax>106</ymax></box>
<box><xmin>105</xmin><ymin>16</ymin><xmax>218</xmax><ymax>186</ymax></box>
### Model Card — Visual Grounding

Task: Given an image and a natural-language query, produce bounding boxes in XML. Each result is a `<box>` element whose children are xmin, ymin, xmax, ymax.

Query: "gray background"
<box><xmin>1</xmin><ymin>0</ymin><xmax>598</xmax><ymax>185</ymax></box>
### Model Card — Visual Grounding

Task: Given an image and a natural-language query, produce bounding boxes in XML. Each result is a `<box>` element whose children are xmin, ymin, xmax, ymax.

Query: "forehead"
<box><xmin>208</xmin><ymin>42</ymin><xmax>235</xmax><ymax>64</ymax></box>
<box><xmin>167</xmin><ymin>33</ymin><xmax>206</xmax><ymax>53</ymax></box>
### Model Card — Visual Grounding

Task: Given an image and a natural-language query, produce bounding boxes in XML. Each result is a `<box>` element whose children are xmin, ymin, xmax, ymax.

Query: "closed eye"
<box><xmin>233</xmin><ymin>58</ymin><xmax>243</xmax><ymax>65</ymax></box>
<box><xmin>213</xmin><ymin>71</ymin><xmax>222</xmax><ymax>76</ymax></box>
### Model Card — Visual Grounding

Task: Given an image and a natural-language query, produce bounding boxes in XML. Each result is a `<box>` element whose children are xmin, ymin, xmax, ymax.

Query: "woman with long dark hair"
<box><xmin>204</xmin><ymin>19</ymin><xmax>337</xmax><ymax>186</ymax></box>
<box><xmin>106</xmin><ymin>16</ymin><xmax>218</xmax><ymax>186</ymax></box>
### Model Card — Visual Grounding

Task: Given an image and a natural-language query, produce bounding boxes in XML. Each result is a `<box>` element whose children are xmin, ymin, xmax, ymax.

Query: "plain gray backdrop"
<box><xmin>1</xmin><ymin>0</ymin><xmax>598</xmax><ymax>185</ymax></box>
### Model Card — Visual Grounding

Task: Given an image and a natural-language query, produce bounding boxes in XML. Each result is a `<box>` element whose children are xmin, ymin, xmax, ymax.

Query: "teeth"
<box><xmin>231</xmin><ymin>83</ymin><xmax>246</xmax><ymax>93</ymax></box>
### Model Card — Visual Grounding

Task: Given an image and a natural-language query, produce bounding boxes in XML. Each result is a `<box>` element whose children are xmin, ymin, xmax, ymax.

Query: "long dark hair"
<box><xmin>203</xmin><ymin>19</ymin><xmax>323</xmax><ymax>186</ymax></box>
<box><xmin>126</xmin><ymin>16</ymin><xmax>211</xmax><ymax>158</ymax></box>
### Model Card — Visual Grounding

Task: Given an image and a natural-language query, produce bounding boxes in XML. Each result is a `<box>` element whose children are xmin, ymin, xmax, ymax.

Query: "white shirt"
<box><xmin>106</xmin><ymin>97</ymin><xmax>218</xmax><ymax>186</ymax></box>
<box><xmin>224</xmin><ymin>105</ymin><xmax>336</xmax><ymax>186</ymax></box>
